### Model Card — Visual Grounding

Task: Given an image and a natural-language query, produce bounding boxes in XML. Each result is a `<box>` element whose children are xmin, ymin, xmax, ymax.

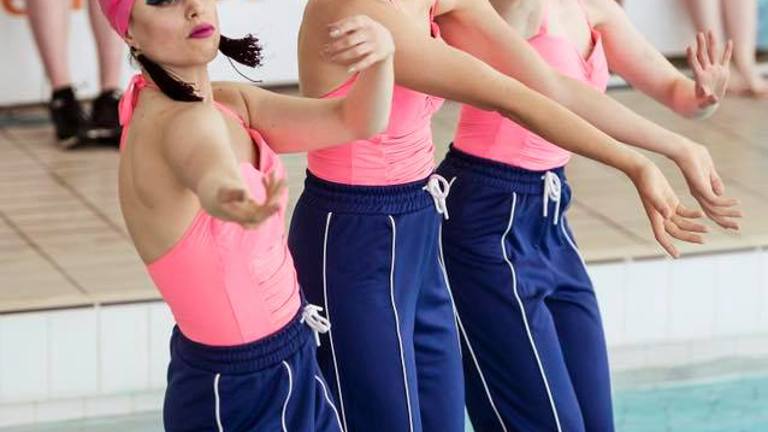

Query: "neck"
<box><xmin>142</xmin><ymin>64</ymin><xmax>213</xmax><ymax>102</ymax></box>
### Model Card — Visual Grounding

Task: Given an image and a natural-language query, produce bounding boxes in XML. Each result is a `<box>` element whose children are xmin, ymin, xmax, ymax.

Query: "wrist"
<box><xmin>666</xmin><ymin>136</ymin><xmax>697</xmax><ymax>165</ymax></box>
<box><xmin>620</xmin><ymin>149</ymin><xmax>652</xmax><ymax>182</ymax></box>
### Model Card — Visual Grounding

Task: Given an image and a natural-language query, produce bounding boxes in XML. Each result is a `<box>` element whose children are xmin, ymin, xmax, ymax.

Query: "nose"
<box><xmin>185</xmin><ymin>0</ymin><xmax>203</xmax><ymax>20</ymax></box>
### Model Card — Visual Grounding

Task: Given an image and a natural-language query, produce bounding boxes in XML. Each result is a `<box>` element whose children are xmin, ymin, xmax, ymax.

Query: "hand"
<box><xmin>214</xmin><ymin>173</ymin><xmax>285</xmax><ymax>229</ymax></box>
<box><xmin>686</xmin><ymin>30</ymin><xmax>733</xmax><ymax>110</ymax></box>
<box><xmin>629</xmin><ymin>160</ymin><xmax>709</xmax><ymax>258</ymax></box>
<box><xmin>325</xmin><ymin>15</ymin><xmax>395</xmax><ymax>74</ymax></box>
<box><xmin>671</xmin><ymin>140</ymin><xmax>742</xmax><ymax>230</ymax></box>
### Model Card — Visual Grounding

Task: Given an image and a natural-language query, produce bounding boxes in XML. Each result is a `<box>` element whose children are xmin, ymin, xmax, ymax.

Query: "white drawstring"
<box><xmin>301</xmin><ymin>304</ymin><xmax>331</xmax><ymax>347</ymax></box>
<box><xmin>423</xmin><ymin>174</ymin><xmax>456</xmax><ymax>220</ymax></box>
<box><xmin>542</xmin><ymin>172</ymin><xmax>562</xmax><ymax>226</ymax></box>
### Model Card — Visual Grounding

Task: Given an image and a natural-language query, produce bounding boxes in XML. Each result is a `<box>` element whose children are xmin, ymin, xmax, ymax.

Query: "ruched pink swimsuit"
<box><xmin>119</xmin><ymin>75</ymin><xmax>301</xmax><ymax>346</ymax></box>
<box><xmin>454</xmin><ymin>1</ymin><xmax>611</xmax><ymax>170</ymax></box>
<box><xmin>307</xmin><ymin>0</ymin><xmax>445</xmax><ymax>185</ymax></box>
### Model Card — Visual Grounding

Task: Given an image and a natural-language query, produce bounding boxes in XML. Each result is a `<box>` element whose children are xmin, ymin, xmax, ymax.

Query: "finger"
<box><xmin>698</xmin><ymin>191</ymin><xmax>739</xmax><ymax>208</ymax></box>
<box><xmin>650</xmin><ymin>211</ymin><xmax>680</xmax><ymax>258</ymax></box>
<box><xmin>676</xmin><ymin>203</ymin><xmax>704</xmax><ymax>219</ymax></box>
<box><xmin>703</xmin><ymin>205</ymin><xmax>743</xmax><ymax>218</ymax></box>
<box><xmin>265</xmin><ymin>183</ymin><xmax>286</xmax><ymax>208</ymax></box>
<box><xmin>222</xmin><ymin>200</ymin><xmax>260</xmax><ymax>223</ymax></box>
<box><xmin>706</xmin><ymin>30</ymin><xmax>718</xmax><ymax>66</ymax></box>
<box><xmin>261</xmin><ymin>176</ymin><xmax>283</xmax><ymax>200</ymax></box>
<box><xmin>325</xmin><ymin>30</ymin><xmax>368</xmax><ymax>56</ymax></box>
<box><xmin>331</xmin><ymin>42</ymin><xmax>373</xmax><ymax>64</ymax></box>
<box><xmin>665</xmin><ymin>219</ymin><xmax>705</xmax><ymax>244</ymax></box>
<box><xmin>705</xmin><ymin>213</ymin><xmax>741</xmax><ymax>231</ymax></box>
<box><xmin>644</xmin><ymin>190</ymin><xmax>674</xmax><ymax>219</ymax></box>
<box><xmin>710</xmin><ymin>171</ymin><xmax>726</xmax><ymax>196</ymax></box>
<box><xmin>217</xmin><ymin>187</ymin><xmax>246</xmax><ymax>204</ymax></box>
<box><xmin>328</xmin><ymin>15</ymin><xmax>368</xmax><ymax>38</ymax></box>
<box><xmin>693</xmin><ymin>179</ymin><xmax>739</xmax><ymax>206</ymax></box>
<box><xmin>242</xmin><ymin>200</ymin><xmax>279</xmax><ymax>223</ymax></box>
<box><xmin>348</xmin><ymin>53</ymin><xmax>379</xmax><ymax>74</ymax></box>
<box><xmin>671</xmin><ymin>214</ymin><xmax>709</xmax><ymax>233</ymax></box>
<box><xmin>721</xmin><ymin>39</ymin><xmax>734</xmax><ymax>65</ymax></box>
<box><xmin>697</xmin><ymin>32</ymin><xmax>710</xmax><ymax>67</ymax></box>
<box><xmin>687</xmin><ymin>46</ymin><xmax>705</xmax><ymax>79</ymax></box>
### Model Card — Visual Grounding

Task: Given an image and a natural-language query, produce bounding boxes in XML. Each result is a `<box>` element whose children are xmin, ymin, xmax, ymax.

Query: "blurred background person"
<box><xmin>685</xmin><ymin>0</ymin><xmax>768</xmax><ymax>97</ymax></box>
<box><xmin>26</xmin><ymin>0</ymin><xmax>124</xmax><ymax>148</ymax></box>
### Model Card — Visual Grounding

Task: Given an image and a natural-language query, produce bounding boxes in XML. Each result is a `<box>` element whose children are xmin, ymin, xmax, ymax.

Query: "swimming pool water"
<box><xmin>3</xmin><ymin>372</ymin><xmax>766</xmax><ymax>432</ymax></box>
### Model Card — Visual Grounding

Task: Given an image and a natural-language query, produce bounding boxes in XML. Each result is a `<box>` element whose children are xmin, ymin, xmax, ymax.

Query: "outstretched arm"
<box><xmin>585</xmin><ymin>0</ymin><xmax>731</xmax><ymax>119</ymax></box>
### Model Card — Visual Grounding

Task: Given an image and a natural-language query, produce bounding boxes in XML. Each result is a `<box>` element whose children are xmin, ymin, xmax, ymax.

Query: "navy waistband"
<box><xmin>171</xmin><ymin>309</ymin><xmax>310</xmax><ymax>374</ymax></box>
<box><xmin>439</xmin><ymin>145</ymin><xmax>567</xmax><ymax>195</ymax></box>
<box><xmin>299</xmin><ymin>170</ymin><xmax>435</xmax><ymax>215</ymax></box>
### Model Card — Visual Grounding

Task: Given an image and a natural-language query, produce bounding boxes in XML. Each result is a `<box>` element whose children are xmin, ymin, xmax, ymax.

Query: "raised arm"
<box><xmin>584</xmin><ymin>0</ymin><xmax>732</xmax><ymax>119</ymax></box>
<box><xmin>215</xmin><ymin>14</ymin><xmax>394</xmax><ymax>154</ymax></box>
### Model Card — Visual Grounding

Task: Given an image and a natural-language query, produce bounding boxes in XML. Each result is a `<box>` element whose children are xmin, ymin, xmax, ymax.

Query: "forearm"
<box><xmin>557</xmin><ymin>77</ymin><xmax>694</xmax><ymax>159</ymax></box>
<box><xmin>500</xmin><ymin>79</ymin><xmax>649</xmax><ymax>176</ymax></box>
<box><xmin>339</xmin><ymin>55</ymin><xmax>394</xmax><ymax>137</ymax></box>
<box><xmin>194</xmin><ymin>167</ymin><xmax>242</xmax><ymax>210</ymax></box>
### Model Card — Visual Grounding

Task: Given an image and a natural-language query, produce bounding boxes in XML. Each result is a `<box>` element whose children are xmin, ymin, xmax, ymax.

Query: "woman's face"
<box><xmin>126</xmin><ymin>0</ymin><xmax>220</xmax><ymax>68</ymax></box>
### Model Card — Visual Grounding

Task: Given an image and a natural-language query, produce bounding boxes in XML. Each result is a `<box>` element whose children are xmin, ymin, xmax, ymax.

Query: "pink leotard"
<box><xmin>307</xmin><ymin>0</ymin><xmax>444</xmax><ymax>185</ymax></box>
<box><xmin>454</xmin><ymin>0</ymin><xmax>610</xmax><ymax>171</ymax></box>
<box><xmin>119</xmin><ymin>74</ymin><xmax>301</xmax><ymax>346</ymax></box>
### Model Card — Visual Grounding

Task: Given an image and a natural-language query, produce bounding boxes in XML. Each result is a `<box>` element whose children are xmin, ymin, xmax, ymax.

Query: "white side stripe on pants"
<box><xmin>438</xmin><ymin>226</ymin><xmax>508</xmax><ymax>432</ymax></box>
<box><xmin>315</xmin><ymin>375</ymin><xmax>345</xmax><ymax>431</ymax></box>
<box><xmin>388</xmin><ymin>215</ymin><xmax>415</xmax><ymax>432</ymax></box>
<box><xmin>502</xmin><ymin>193</ymin><xmax>563</xmax><ymax>432</ymax></box>
<box><xmin>214</xmin><ymin>373</ymin><xmax>224</xmax><ymax>432</ymax></box>
<box><xmin>322</xmin><ymin>212</ymin><xmax>349</xmax><ymax>431</ymax></box>
<box><xmin>561</xmin><ymin>219</ymin><xmax>587</xmax><ymax>268</ymax></box>
<box><xmin>436</xmin><ymin>226</ymin><xmax>465</xmax><ymax>355</ymax></box>
<box><xmin>281</xmin><ymin>361</ymin><xmax>294</xmax><ymax>432</ymax></box>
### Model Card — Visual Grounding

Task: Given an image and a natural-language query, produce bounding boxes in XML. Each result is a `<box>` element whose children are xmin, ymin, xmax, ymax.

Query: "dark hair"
<box><xmin>132</xmin><ymin>34</ymin><xmax>264</xmax><ymax>102</ymax></box>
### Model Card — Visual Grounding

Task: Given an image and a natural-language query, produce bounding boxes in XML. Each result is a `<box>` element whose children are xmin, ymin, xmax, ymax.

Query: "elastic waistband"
<box><xmin>300</xmin><ymin>170</ymin><xmax>434</xmax><ymax>215</ymax></box>
<box><xmin>172</xmin><ymin>309</ymin><xmax>310</xmax><ymax>374</ymax></box>
<box><xmin>439</xmin><ymin>146</ymin><xmax>566</xmax><ymax>195</ymax></box>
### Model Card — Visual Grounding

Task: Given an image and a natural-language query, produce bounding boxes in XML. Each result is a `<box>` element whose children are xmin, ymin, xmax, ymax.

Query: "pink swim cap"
<box><xmin>98</xmin><ymin>0</ymin><xmax>135</xmax><ymax>36</ymax></box>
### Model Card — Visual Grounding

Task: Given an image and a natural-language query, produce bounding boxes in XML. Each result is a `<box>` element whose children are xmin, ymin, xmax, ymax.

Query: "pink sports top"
<box><xmin>119</xmin><ymin>75</ymin><xmax>301</xmax><ymax>346</ymax></box>
<box><xmin>307</xmin><ymin>0</ymin><xmax>445</xmax><ymax>185</ymax></box>
<box><xmin>454</xmin><ymin>0</ymin><xmax>610</xmax><ymax>171</ymax></box>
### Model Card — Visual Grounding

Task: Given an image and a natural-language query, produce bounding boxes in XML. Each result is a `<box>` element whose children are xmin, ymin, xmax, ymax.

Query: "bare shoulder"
<box><xmin>159</xmin><ymin>102</ymin><xmax>229</xmax><ymax>158</ymax></box>
<box><xmin>582</xmin><ymin>0</ymin><xmax>622</xmax><ymax>26</ymax></box>
<box><xmin>211</xmin><ymin>81</ymin><xmax>254</xmax><ymax>120</ymax></box>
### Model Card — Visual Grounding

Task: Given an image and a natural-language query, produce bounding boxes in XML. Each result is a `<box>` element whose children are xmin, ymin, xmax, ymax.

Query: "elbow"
<box><xmin>353</xmin><ymin>116</ymin><xmax>389</xmax><ymax>140</ymax></box>
<box><xmin>340</xmin><ymin>105</ymin><xmax>389</xmax><ymax>140</ymax></box>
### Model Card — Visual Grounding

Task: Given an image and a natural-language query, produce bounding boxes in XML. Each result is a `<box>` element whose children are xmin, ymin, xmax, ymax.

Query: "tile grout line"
<box><xmin>1</xmin><ymin>129</ymin><xmax>127</xmax><ymax>239</ymax></box>
<box><xmin>0</xmin><ymin>210</ymin><xmax>88</xmax><ymax>296</ymax></box>
<box><xmin>570</xmin><ymin>200</ymin><xmax>657</xmax><ymax>246</ymax></box>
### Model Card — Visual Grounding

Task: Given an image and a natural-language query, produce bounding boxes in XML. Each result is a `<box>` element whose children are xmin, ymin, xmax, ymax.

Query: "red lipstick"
<box><xmin>189</xmin><ymin>23</ymin><xmax>215</xmax><ymax>39</ymax></box>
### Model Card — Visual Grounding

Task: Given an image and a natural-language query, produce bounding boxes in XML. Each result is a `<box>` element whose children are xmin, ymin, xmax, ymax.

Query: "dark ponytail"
<box><xmin>219</xmin><ymin>34</ymin><xmax>263</xmax><ymax>68</ymax></box>
<box><xmin>131</xmin><ymin>33</ymin><xmax>264</xmax><ymax>103</ymax></box>
<box><xmin>133</xmin><ymin>48</ymin><xmax>202</xmax><ymax>102</ymax></box>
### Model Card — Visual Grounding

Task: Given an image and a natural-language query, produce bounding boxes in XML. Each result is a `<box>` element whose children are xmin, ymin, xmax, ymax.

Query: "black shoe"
<box><xmin>49</xmin><ymin>86</ymin><xmax>87</xmax><ymax>149</ymax></box>
<box><xmin>83</xmin><ymin>89</ymin><xmax>122</xmax><ymax>146</ymax></box>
